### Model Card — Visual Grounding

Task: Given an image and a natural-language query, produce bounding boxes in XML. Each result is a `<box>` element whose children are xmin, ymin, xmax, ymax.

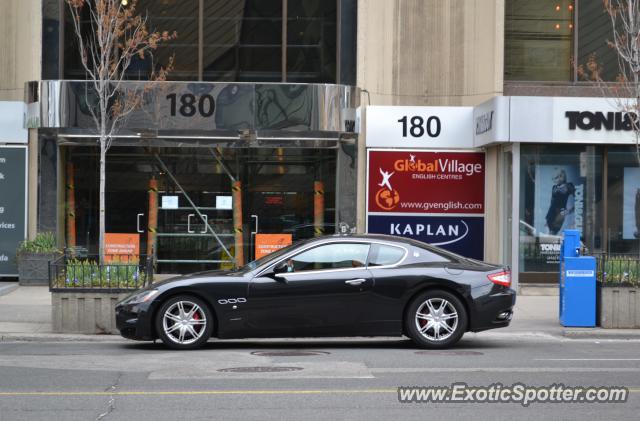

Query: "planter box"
<box><xmin>599</xmin><ymin>285</ymin><xmax>640</xmax><ymax>328</ymax></box>
<box><xmin>52</xmin><ymin>291</ymin><xmax>131</xmax><ymax>334</ymax></box>
<box><xmin>17</xmin><ymin>252</ymin><xmax>61</xmax><ymax>286</ymax></box>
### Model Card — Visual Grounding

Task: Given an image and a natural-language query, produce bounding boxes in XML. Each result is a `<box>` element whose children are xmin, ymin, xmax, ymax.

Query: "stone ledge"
<box><xmin>51</xmin><ymin>291</ymin><xmax>130</xmax><ymax>334</ymax></box>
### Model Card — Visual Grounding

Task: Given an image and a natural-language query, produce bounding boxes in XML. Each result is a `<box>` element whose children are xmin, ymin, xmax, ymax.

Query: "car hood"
<box><xmin>149</xmin><ymin>268</ymin><xmax>245</xmax><ymax>289</ymax></box>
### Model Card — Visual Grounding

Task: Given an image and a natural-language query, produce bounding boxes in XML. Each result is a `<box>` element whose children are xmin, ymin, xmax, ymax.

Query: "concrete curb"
<box><xmin>0</xmin><ymin>283</ymin><xmax>19</xmax><ymax>297</ymax></box>
<box><xmin>0</xmin><ymin>333</ymin><xmax>129</xmax><ymax>343</ymax></box>
<box><xmin>562</xmin><ymin>328</ymin><xmax>640</xmax><ymax>340</ymax></box>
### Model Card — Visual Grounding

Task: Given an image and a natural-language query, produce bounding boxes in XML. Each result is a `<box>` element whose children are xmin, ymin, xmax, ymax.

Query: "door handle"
<box><xmin>200</xmin><ymin>214</ymin><xmax>208</xmax><ymax>234</ymax></box>
<box><xmin>187</xmin><ymin>214</ymin><xmax>195</xmax><ymax>233</ymax></box>
<box><xmin>136</xmin><ymin>213</ymin><xmax>144</xmax><ymax>233</ymax></box>
<box><xmin>345</xmin><ymin>278</ymin><xmax>366</xmax><ymax>286</ymax></box>
<box><xmin>251</xmin><ymin>214</ymin><xmax>258</xmax><ymax>235</ymax></box>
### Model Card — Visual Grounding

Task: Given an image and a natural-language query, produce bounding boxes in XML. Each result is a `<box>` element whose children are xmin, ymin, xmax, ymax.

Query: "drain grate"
<box><xmin>217</xmin><ymin>366</ymin><xmax>304</xmax><ymax>373</ymax></box>
<box><xmin>415</xmin><ymin>350</ymin><xmax>484</xmax><ymax>356</ymax></box>
<box><xmin>250</xmin><ymin>351</ymin><xmax>330</xmax><ymax>357</ymax></box>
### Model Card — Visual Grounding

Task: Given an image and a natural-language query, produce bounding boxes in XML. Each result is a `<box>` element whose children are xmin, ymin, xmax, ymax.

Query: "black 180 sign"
<box><xmin>397</xmin><ymin>115</ymin><xmax>441</xmax><ymax>138</ymax></box>
<box><xmin>166</xmin><ymin>93</ymin><xmax>215</xmax><ymax>117</ymax></box>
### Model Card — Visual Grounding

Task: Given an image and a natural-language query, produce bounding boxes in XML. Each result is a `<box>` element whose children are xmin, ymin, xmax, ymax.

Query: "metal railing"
<box><xmin>49</xmin><ymin>253</ymin><xmax>154</xmax><ymax>292</ymax></box>
<box><xmin>595</xmin><ymin>253</ymin><xmax>640</xmax><ymax>287</ymax></box>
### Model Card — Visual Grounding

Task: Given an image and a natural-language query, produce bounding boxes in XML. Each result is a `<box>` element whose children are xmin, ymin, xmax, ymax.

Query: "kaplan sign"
<box><xmin>366</xmin><ymin>149</ymin><xmax>485</xmax><ymax>260</ymax></box>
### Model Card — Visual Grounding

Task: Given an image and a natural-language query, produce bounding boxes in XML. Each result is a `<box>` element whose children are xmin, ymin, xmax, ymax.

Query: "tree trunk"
<box><xmin>99</xmin><ymin>137</ymin><xmax>106</xmax><ymax>263</ymax></box>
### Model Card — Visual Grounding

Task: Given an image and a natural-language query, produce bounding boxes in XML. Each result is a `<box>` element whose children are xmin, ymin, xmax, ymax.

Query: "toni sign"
<box><xmin>367</xmin><ymin>149</ymin><xmax>485</xmax><ymax>259</ymax></box>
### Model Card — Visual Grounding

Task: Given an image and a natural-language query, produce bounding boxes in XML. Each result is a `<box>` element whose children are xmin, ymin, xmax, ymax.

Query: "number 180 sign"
<box><xmin>366</xmin><ymin>106</ymin><xmax>474</xmax><ymax>149</ymax></box>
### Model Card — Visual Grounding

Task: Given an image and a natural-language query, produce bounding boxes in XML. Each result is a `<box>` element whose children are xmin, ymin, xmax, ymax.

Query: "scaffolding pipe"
<box><xmin>65</xmin><ymin>162</ymin><xmax>77</xmax><ymax>250</ymax></box>
<box><xmin>147</xmin><ymin>177</ymin><xmax>158</xmax><ymax>268</ymax></box>
<box><xmin>232</xmin><ymin>180</ymin><xmax>245</xmax><ymax>266</ymax></box>
<box><xmin>314</xmin><ymin>181</ymin><xmax>325</xmax><ymax>237</ymax></box>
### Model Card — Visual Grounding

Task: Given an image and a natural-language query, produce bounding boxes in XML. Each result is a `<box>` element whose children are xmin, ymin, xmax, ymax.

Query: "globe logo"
<box><xmin>375</xmin><ymin>188</ymin><xmax>400</xmax><ymax>210</ymax></box>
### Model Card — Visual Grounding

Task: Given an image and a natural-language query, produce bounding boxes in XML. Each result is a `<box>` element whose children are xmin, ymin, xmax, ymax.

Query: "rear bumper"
<box><xmin>469</xmin><ymin>287</ymin><xmax>517</xmax><ymax>332</ymax></box>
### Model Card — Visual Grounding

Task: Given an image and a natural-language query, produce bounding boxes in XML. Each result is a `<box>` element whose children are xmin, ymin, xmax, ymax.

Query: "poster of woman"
<box><xmin>623</xmin><ymin>167</ymin><xmax>640</xmax><ymax>239</ymax></box>
<box><xmin>534</xmin><ymin>165</ymin><xmax>580</xmax><ymax>235</ymax></box>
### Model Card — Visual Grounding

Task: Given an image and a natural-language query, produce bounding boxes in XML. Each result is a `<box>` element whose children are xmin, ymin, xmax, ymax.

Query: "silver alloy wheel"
<box><xmin>414</xmin><ymin>298</ymin><xmax>459</xmax><ymax>342</ymax></box>
<box><xmin>162</xmin><ymin>300</ymin><xmax>207</xmax><ymax>345</ymax></box>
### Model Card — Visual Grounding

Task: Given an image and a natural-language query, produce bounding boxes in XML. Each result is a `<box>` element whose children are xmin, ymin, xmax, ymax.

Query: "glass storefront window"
<box><xmin>505</xmin><ymin>0</ymin><xmax>574</xmax><ymax>81</ymax></box>
<box><xmin>519</xmin><ymin>145</ymin><xmax>603</xmax><ymax>279</ymax></box>
<box><xmin>606</xmin><ymin>147</ymin><xmax>640</xmax><ymax>253</ymax></box>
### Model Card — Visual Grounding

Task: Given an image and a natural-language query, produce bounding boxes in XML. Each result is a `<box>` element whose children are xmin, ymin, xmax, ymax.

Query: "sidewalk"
<box><xmin>0</xmin><ymin>284</ymin><xmax>639</xmax><ymax>342</ymax></box>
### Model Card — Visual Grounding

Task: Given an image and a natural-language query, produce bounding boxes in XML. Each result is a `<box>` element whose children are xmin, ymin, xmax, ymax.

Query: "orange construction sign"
<box><xmin>255</xmin><ymin>234</ymin><xmax>292</xmax><ymax>260</ymax></box>
<box><xmin>105</xmin><ymin>233</ymin><xmax>140</xmax><ymax>262</ymax></box>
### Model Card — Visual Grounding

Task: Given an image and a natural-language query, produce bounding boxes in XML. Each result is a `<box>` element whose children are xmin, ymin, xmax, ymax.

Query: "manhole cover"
<box><xmin>251</xmin><ymin>351</ymin><xmax>330</xmax><ymax>357</ymax></box>
<box><xmin>217</xmin><ymin>366</ymin><xmax>304</xmax><ymax>373</ymax></box>
<box><xmin>415</xmin><ymin>350</ymin><xmax>483</xmax><ymax>356</ymax></box>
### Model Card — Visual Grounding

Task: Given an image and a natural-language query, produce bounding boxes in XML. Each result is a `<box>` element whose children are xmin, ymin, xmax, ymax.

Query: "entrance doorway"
<box><xmin>63</xmin><ymin>146</ymin><xmax>337</xmax><ymax>274</ymax></box>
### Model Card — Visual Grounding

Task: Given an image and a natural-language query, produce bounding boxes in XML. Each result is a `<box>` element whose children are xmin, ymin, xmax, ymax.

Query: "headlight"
<box><xmin>120</xmin><ymin>289</ymin><xmax>159</xmax><ymax>305</ymax></box>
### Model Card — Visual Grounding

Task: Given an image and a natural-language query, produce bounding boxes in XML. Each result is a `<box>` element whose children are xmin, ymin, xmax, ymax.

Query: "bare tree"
<box><xmin>66</xmin><ymin>0</ymin><xmax>175</xmax><ymax>260</ymax></box>
<box><xmin>579</xmin><ymin>0</ymin><xmax>640</xmax><ymax>164</ymax></box>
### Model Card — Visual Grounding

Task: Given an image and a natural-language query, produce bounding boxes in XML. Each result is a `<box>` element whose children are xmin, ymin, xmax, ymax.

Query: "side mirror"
<box><xmin>273</xmin><ymin>262</ymin><xmax>289</xmax><ymax>275</ymax></box>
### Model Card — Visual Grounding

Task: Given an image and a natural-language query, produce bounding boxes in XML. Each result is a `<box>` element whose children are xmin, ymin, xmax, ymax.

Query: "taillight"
<box><xmin>488</xmin><ymin>270</ymin><xmax>511</xmax><ymax>287</ymax></box>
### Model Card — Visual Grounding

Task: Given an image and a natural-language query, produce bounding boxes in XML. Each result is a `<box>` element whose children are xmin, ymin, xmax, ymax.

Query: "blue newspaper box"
<box><xmin>559</xmin><ymin>230</ymin><xmax>596</xmax><ymax>327</ymax></box>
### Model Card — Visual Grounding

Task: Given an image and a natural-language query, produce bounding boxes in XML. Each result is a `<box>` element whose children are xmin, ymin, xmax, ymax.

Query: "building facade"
<box><xmin>23</xmin><ymin>0</ymin><xmax>360</xmax><ymax>275</ymax></box>
<box><xmin>0</xmin><ymin>1</ymin><xmax>634</xmax><ymax>289</ymax></box>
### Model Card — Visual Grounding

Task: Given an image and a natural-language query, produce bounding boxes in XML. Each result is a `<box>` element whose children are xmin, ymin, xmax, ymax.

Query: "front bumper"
<box><xmin>115</xmin><ymin>302</ymin><xmax>156</xmax><ymax>341</ymax></box>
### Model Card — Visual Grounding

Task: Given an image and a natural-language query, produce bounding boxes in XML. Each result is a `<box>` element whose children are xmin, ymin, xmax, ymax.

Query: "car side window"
<box><xmin>367</xmin><ymin>244</ymin><xmax>406</xmax><ymax>267</ymax></box>
<box><xmin>413</xmin><ymin>247</ymin><xmax>453</xmax><ymax>263</ymax></box>
<box><xmin>285</xmin><ymin>243</ymin><xmax>370</xmax><ymax>273</ymax></box>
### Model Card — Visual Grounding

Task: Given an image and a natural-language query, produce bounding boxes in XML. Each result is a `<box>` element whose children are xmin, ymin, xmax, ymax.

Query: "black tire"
<box><xmin>404</xmin><ymin>290</ymin><xmax>468</xmax><ymax>349</ymax></box>
<box><xmin>155</xmin><ymin>295</ymin><xmax>214</xmax><ymax>350</ymax></box>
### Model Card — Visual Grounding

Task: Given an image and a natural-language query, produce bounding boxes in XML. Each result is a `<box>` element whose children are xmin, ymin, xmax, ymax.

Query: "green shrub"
<box><xmin>52</xmin><ymin>257</ymin><xmax>146</xmax><ymax>289</ymax></box>
<box><xmin>17</xmin><ymin>232</ymin><xmax>60</xmax><ymax>254</ymax></box>
<box><xmin>597</xmin><ymin>255</ymin><xmax>640</xmax><ymax>287</ymax></box>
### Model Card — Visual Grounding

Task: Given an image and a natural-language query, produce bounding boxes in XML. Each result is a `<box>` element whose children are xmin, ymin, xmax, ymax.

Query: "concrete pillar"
<box><xmin>27</xmin><ymin>129</ymin><xmax>38</xmax><ymax>240</ymax></box>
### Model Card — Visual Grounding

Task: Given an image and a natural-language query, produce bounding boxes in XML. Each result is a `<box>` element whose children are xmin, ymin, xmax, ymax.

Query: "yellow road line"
<box><xmin>0</xmin><ymin>388</ymin><xmax>639</xmax><ymax>397</ymax></box>
<box><xmin>0</xmin><ymin>389</ymin><xmax>397</xmax><ymax>397</ymax></box>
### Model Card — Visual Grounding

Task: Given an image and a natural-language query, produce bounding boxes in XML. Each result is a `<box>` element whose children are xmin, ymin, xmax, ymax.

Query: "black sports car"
<box><xmin>116</xmin><ymin>234</ymin><xmax>516</xmax><ymax>350</ymax></box>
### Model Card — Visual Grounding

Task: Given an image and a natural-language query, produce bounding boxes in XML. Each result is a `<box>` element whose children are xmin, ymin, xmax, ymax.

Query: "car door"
<box><xmin>247</xmin><ymin>241</ymin><xmax>374</xmax><ymax>335</ymax></box>
<box><xmin>363</xmin><ymin>242</ymin><xmax>455</xmax><ymax>333</ymax></box>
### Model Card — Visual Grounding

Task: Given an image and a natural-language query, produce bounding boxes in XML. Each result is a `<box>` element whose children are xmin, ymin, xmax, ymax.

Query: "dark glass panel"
<box><xmin>505</xmin><ymin>0</ymin><xmax>574</xmax><ymax>81</ymax></box>
<box><xmin>577</xmin><ymin>1</ymin><xmax>619</xmax><ymax>81</ymax></box>
<box><xmin>286</xmin><ymin>0</ymin><xmax>336</xmax><ymax>83</ymax></box>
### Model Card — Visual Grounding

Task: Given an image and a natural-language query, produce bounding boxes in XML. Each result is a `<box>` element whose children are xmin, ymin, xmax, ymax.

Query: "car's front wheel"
<box><xmin>405</xmin><ymin>290</ymin><xmax>467</xmax><ymax>349</ymax></box>
<box><xmin>155</xmin><ymin>295</ymin><xmax>213</xmax><ymax>350</ymax></box>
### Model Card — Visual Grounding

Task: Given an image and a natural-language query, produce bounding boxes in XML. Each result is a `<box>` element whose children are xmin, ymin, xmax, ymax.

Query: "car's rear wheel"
<box><xmin>405</xmin><ymin>290</ymin><xmax>467</xmax><ymax>349</ymax></box>
<box><xmin>155</xmin><ymin>295</ymin><xmax>213</xmax><ymax>350</ymax></box>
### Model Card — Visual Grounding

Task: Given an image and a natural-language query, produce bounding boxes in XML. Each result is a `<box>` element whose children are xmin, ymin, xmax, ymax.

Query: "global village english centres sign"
<box><xmin>366</xmin><ymin>149</ymin><xmax>485</xmax><ymax>260</ymax></box>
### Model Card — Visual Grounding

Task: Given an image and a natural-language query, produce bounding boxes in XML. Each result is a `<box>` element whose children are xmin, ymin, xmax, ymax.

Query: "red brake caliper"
<box><xmin>418</xmin><ymin>307</ymin><xmax>427</xmax><ymax>329</ymax></box>
<box><xmin>193</xmin><ymin>310</ymin><xmax>201</xmax><ymax>332</ymax></box>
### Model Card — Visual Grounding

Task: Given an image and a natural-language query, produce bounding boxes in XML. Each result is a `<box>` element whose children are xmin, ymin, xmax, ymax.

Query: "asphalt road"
<box><xmin>0</xmin><ymin>332</ymin><xmax>639</xmax><ymax>421</ymax></box>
